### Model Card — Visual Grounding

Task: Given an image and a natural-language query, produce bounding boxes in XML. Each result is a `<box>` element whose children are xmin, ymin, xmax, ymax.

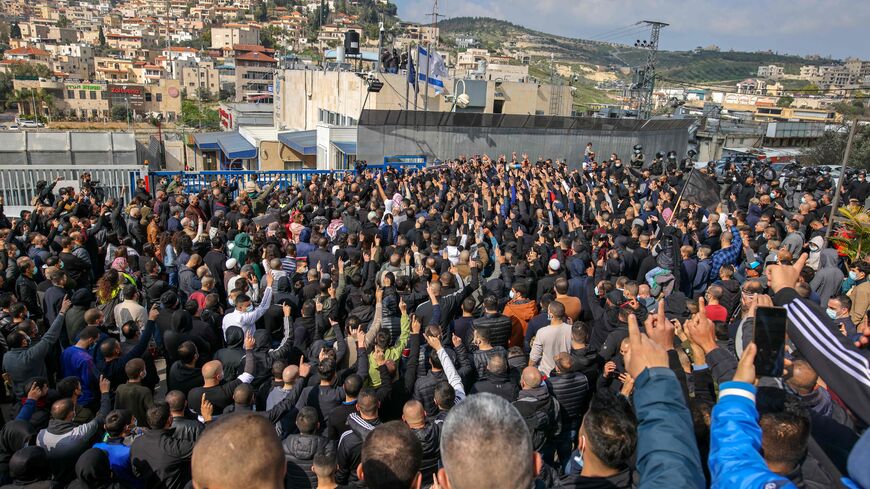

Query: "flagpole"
<box><xmin>666</xmin><ymin>168</ymin><xmax>693</xmax><ymax>226</ymax></box>
<box><xmin>404</xmin><ymin>44</ymin><xmax>410</xmax><ymax>111</ymax></box>
<box><xmin>414</xmin><ymin>44</ymin><xmax>420</xmax><ymax>111</ymax></box>
<box><xmin>424</xmin><ymin>42</ymin><xmax>431</xmax><ymax>112</ymax></box>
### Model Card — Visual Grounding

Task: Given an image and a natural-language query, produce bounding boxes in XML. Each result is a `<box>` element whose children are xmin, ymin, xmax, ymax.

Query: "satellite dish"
<box><xmin>456</xmin><ymin>93</ymin><xmax>470</xmax><ymax>108</ymax></box>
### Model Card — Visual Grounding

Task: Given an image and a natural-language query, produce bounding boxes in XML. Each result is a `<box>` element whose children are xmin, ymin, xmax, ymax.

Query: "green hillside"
<box><xmin>437</xmin><ymin>17</ymin><xmax>831</xmax><ymax>84</ymax></box>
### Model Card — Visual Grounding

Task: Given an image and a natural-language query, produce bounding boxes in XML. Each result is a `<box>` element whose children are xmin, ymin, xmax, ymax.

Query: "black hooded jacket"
<box><xmin>68</xmin><ymin>448</ymin><xmax>125</xmax><ymax>489</ymax></box>
<box><xmin>282</xmin><ymin>434</ymin><xmax>334</xmax><ymax>489</ymax></box>
<box><xmin>336</xmin><ymin>413</ymin><xmax>380</xmax><ymax>485</ymax></box>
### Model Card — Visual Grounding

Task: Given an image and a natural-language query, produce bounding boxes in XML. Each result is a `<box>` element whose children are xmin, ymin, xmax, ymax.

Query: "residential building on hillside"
<box><xmin>756</xmin><ymin>64</ymin><xmax>784</xmax><ymax>79</ymax></box>
<box><xmin>211</xmin><ymin>24</ymin><xmax>261</xmax><ymax>49</ymax></box>
<box><xmin>234</xmin><ymin>50</ymin><xmax>277</xmax><ymax>102</ymax></box>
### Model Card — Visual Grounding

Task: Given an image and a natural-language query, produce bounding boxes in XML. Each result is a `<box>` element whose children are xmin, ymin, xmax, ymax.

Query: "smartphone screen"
<box><xmin>753</xmin><ymin>306</ymin><xmax>788</xmax><ymax>378</ymax></box>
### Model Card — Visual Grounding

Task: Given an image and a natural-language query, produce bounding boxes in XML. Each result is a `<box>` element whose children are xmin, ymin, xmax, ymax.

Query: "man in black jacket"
<box><xmin>130</xmin><ymin>402</ymin><xmax>196</xmax><ymax>489</ymax></box>
<box><xmin>547</xmin><ymin>352</ymin><xmax>591</xmax><ymax>469</ymax></box>
<box><xmin>415</xmin><ymin>264</ymin><xmax>479</xmax><ymax>332</ymax></box>
<box><xmin>469</xmin><ymin>355</ymin><xmax>519</xmax><ymax>402</ymax></box>
<box><xmin>336</xmin><ymin>388</ymin><xmax>381</xmax><ymax>486</ymax></box>
<box><xmin>14</xmin><ymin>257</ymin><xmax>41</xmax><ymax>321</ymax></box>
<box><xmin>165</xmin><ymin>390</ymin><xmax>204</xmax><ymax>441</ymax></box>
<box><xmin>99</xmin><ymin>307</ymin><xmax>157</xmax><ymax>390</ymax></box>
<box><xmin>42</xmin><ymin>270</ymin><xmax>67</xmax><ymax>331</ymax></box>
<box><xmin>402</xmin><ymin>400</ymin><xmax>441</xmax><ymax>484</ymax></box>
<box><xmin>283</xmin><ymin>406</ymin><xmax>335</xmax><ymax>489</ymax></box>
<box><xmin>472</xmin><ymin>294</ymin><xmax>514</xmax><ymax>350</ymax></box>
<box><xmin>513</xmin><ymin>366</ymin><xmax>558</xmax><ymax>456</ymax></box>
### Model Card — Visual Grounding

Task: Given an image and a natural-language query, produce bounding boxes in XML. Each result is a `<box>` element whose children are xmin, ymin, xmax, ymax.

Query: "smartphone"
<box><xmin>753</xmin><ymin>306</ymin><xmax>788</xmax><ymax>378</ymax></box>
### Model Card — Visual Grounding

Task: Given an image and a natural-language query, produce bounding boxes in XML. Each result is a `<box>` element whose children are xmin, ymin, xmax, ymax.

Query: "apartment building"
<box><xmin>211</xmin><ymin>24</ymin><xmax>261</xmax><ymax>49</ymax></box>
<box><xmin>234</xmin><ymin>50</ymin><xmax>277</xmax><ymax>102</ymax></box>
<box><xmin>756</xmin><ymin>64</ymin><xmax>784</xmax><ymax>79</ymax></box>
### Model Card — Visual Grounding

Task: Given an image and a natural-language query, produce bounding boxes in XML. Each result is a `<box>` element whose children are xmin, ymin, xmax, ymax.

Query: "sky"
<box><xmin>393</xmin><ymin>0</ymin><xmax>870</xmax><ymax>60</ymax></box>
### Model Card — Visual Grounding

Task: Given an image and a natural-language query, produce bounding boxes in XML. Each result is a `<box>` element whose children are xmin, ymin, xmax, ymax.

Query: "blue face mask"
<box><xmin>850</xmin><ymin>271</ymin><xmax>859</xmax><ymax>281</ymax></box>
<box><xmin>594</xmin><ymin>286</ymin><xmax>600</xmax><ymax>296</ymax></box>
<box><xmin>246</xmin><ymin>304</ymin><xmax>254</xmax><ymax>313</ymax></box>
<box><xmin>770</xmin><ymin>192</ymin><xmax>776</xmax><ymax>199</ymax></box>
<box><xmin>826</xmin><ymin>308</ymin><xmax>838</xmax><ymax>319</ymax></box>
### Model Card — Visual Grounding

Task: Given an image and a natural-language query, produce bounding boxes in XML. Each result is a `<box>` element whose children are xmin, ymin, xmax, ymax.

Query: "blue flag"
<box><xmin>407</xmin><ymin>52</ymin><xmax>418</xmax><ymax>93</ymax></box>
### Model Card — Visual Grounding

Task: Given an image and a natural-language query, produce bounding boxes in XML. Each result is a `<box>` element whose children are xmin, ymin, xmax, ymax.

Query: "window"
<box><xmin>100</xmin><ymin>91</ymin><xmax>107</xmax><ymax>99</ymax></box>
<box><xmin>67</xmin><ymin>90</ymin><xmax>75</xmax><ymax>99</ymax></box>
<box><xmin>79</xmin><ymin>90</ymin><xmax>85</xmax><ymax>99</ymax></box>
<box><xmin>89</xmin><ymin>91</ymin><xmax>96</xmax><ymax>99</ymax></box>
<box><xmin>156</xmin><ymin>93</ymin><xmax>162</xmax><ymax>102</ymax></box>
<box><xmin>91</xmin><ymin>109</ymin><xmax>98</xmax><ymax>118</ymax></box>
<box><xmin>145</xmin><ymin>92</ymin><xmax>152</xmax><ymax>102</ymax></box>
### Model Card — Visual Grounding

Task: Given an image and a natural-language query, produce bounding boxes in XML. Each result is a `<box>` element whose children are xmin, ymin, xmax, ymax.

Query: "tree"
<box><xmin>181</xmin><ymin>99</ymin><xmax>220</xmax><ymax>130</ymax></box>
<box><xmin>803</xmin><ymin>83</ymin><xmax>821</xmax><ymax>96</ymax></box>
<box><xmin>0</xmin><ymin>64</ymin><xmax>52</xmax><ymax>110</ymax></box>
<box><xmin>111</xmin><ymin>105</ymin><xmax>131</xmax><ymax>122</ymax></box>
<box><xmin>10</xmin><ymin>22</ymin><xmax>20</xmax><ymax>39</ymax></box>
<box><xmin>57</xmin><ymin>16</ymin><xmax>70</xmax><ymax>28</ymax></box>
<box><xmin>98</xmin><ymin>26</ymin><xmax>106</xmax><ymax>46</ymax></box>
<box><xmin>807</xmin><ymin>126</ymin><xmax>870</xmax><ymax>169</ymax></box>
<box><xmin>255</xmin><ymin>1</ymin><xmax>268</xmax><ymax>22</ymax></box>
<box><xmin>776</xmin><ymin>95</ymin><xmax>794</xmax><ymax>108</ymax></box>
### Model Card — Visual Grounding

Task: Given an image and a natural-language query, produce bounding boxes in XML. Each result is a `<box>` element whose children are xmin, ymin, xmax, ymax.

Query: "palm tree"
<box><xmin>9</xmin><ymin>88</ymin><xmax>55</xmax><ymax>120</ymax></box>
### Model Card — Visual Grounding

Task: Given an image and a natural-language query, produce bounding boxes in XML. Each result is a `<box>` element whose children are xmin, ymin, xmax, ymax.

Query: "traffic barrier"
<box><xmin>0</xmin><ymin>165</ymin><xmax>147</xmax><ymax>206</ymax></box>
<box><xmin>148</xmin><ymin>165</ymin><xmax>424</xmax><ymax>195</ymax></box>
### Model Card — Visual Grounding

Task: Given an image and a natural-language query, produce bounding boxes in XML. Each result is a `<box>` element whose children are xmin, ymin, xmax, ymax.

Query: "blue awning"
<box><xmin>193</xmin><ymin>132</ymin><xmax>222</xmax><ymax>150</ymax></box>
<box><xmin>217</xmin><ymin>131</ymin><xmax>257</xmax><ymax>160</ymax></box>
<box><xmin>278</xmin><ymin>130</ymin><xmax>317</xmax><ymax>155</ymax></box>
<box><xmin>333</xmin><ymin>141</ymin><xmax>357</xmax><ymax>154</ymax></box>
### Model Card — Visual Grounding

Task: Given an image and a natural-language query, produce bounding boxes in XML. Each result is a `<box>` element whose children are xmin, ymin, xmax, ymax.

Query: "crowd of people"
<box><xmin>0</xmin><ymin>148</ymin><xmax>867</xmax><ymax>489</ymax></box>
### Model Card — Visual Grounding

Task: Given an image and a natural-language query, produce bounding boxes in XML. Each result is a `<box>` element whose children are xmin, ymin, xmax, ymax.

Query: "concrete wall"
<box><xmin>274</xmin><ymin>69</ymin><xmax>574</xmax><ymax>131</ymax></box>
<box><xmin>357</xmin><ymin>111</ymin><xmax>693</xmax><ymax>168</ymax></box>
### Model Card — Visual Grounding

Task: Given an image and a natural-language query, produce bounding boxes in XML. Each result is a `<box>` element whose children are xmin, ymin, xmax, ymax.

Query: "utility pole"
<box><xmin>825</xmin><ymin>118</ymin><xmax>859</xmax><ymax>243</ymax></box>
<box><xmin>629</xmin><ymin>20</ymin><xmax>668</xmax><ymax>119</ymax></box>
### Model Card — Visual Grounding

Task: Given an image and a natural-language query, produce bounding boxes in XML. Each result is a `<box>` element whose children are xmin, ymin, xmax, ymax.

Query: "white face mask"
<box><xmin>509</xmin><ymin>290</ymin><xmax>516</xmax><ymax>299</ymax></box>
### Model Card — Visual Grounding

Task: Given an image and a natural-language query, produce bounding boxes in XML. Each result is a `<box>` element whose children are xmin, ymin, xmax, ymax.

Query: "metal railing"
<box><xmin>149</xmin><ymin>164</ymin><xmax>426</xmax><ymax>195</ymax></box>
<box><xmin>148</xmin><ymin>170</ymin><xmax>352</xmax><ymax>195</ymax></box>
<box><xmin>0</xmin><ymin>165</ymin><xmax>147</xmax><ymax>206</ymax></box>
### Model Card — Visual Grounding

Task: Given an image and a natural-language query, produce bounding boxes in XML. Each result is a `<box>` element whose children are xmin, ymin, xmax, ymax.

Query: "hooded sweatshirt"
<box><xmin>810</xmin><ymin>249</ymin><xmax>844</xmax><ymax>307</ymax></box>
<box><xmin>68</xmin><ymin>448</ymin><xmax>125</xmax><ymax>489</ymax></box>
<box><xmin>230</xmin><ymin>233</ymin><xmax>252</xmax><ymax>264</ymax></box>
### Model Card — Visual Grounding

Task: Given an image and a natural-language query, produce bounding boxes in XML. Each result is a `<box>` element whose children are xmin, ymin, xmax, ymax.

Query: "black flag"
<box><xmin>680</xmin><ymin>169</ymin><xmax>721</xmax><ymax>210</ymax></box>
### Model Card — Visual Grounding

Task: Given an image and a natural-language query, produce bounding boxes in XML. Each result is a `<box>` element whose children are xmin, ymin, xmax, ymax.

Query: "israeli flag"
<box><xmin>418</xmin><ymin>46</ymin><xmax>448</xmax><ymax>94</ymax></box>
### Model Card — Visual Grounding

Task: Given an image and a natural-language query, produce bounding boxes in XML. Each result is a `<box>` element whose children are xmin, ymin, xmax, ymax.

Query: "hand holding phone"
<box><xmin>753</xmin><ymin>306</ymin><xmax>787</xmax><ymax>378</ymax></box>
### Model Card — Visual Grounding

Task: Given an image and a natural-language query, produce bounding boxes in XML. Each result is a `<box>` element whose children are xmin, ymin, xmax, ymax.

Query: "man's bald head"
<box><xmin>439</xmin><ymin>393</ymin><xmax>538</xmax><ymax>489</ymax></box>
<box><xmin>202</xmin><ymin>360</ymin><xmax>223</xmax><ymax>380</ymax></box>
<box><xmin>192</xmin><ymin>413</ymin><xmax>285</xmax><ymax>489</ymax></box>
<box><xmin>786</xmin><ymin>359</ymin><xmax>819</xmax><ymax>396</ymax></box>
<box><xmin>402</xmin><ymin>400</ymin><xmax>426</xmax><ymax>428</ymax></box>
<box><xmin>521</xmin><ymin>367</ymin><xmax>542</xmax><ymax>389</ymax></box>
<box><xmin>282</xmin><ymin>365</ymin><xmax>299</xmax><ymax>385</ymax></box>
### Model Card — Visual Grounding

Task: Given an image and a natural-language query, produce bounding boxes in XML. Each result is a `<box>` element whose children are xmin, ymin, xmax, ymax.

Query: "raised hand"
<box><xmin>282</xmin><ymin>303</ymin><xmax>292</xmax><ymax>317</ymax></box>
<box><xmin>99</xmin><ymin>376</ymin><xmax>111</xmax><ymax>394</ymax></box>
<box><xmin>733</xmin><ymin>343</ymin><xmax>758</xmax><ymax>385</ymax></box>
<box><xmin>201</xmin><ymin>398</ymin><xmax>214</xmax><ymax>422</ymax></box>
<box><xmin>624</xmin><ymin>313</ymin><xmax>669</xmax><ymax>379</ymax></box>
<box><xmin>149</xmin><ymin>305</ymin><xmax>160</xmax><ymax>321</ymax></box>
<box><xmin>60</xmin><ymin>295</ymin><xmax>72</xmax><ymax>314</ymax></box>
<box><xmin>684</xmin><ymin>297</ymin><xmax>717</xmax><ymax>353</ymax></box>
<box><xmin>766</xmin><ymin>252</ymin><xmax>808</xmax><ymax>293</ymax></box>
<box><xmin>244</xmin><ymin>332</ymin><xmax>256</xmax><ymax>350</ymax></box>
